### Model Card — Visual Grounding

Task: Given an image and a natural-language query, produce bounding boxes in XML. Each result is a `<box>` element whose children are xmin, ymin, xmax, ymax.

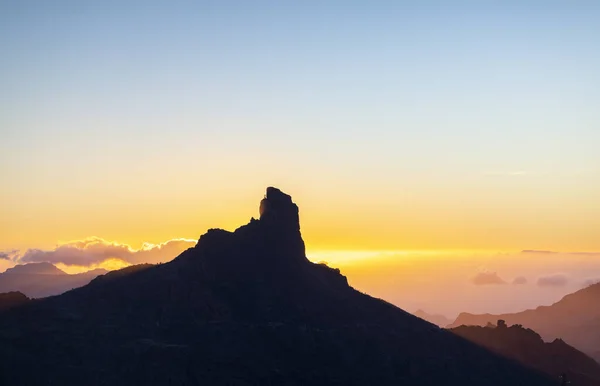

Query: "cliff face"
<box><xmin>0</xmin><ymin>188</ymin><xmax>557</xmax><ymax>386</ymax></box>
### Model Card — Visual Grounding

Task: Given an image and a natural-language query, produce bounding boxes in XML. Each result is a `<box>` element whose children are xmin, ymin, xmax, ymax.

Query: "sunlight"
<box><xmin>56</xmin><ymin>258</ymin><xmax>131</xmax><ymax>275</ymax></box>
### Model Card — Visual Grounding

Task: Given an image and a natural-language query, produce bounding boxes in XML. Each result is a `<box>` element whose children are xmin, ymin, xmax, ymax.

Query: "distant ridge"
<box><xmin>4</xmin><ymin>262</ymin><xmax>66</xmax><ymax>275</ymax></box>
<box><xmin>0</xmin><ymin>187</ymin><xmax>556</xmax><ymax>386</ymax></box>
<box><xmin>451</xmin><ymin>321</ymin><xmax>600</xmax><ymax>386</ymax></box>
<box><xmin>0</xmin><ymin>262</ymin><xmax>108</xmax><ymax>298</ymax></box>
<box><xmin>450</xmin><ymin>282</ymin><xmax>600</xmax><ymax>362</ymax></box>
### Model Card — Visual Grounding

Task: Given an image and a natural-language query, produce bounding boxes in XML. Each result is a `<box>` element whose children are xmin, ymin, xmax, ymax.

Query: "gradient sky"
<box><xmin>1</xmin><ymin>1</ymin><xmax>599</xmax><ymax>254</ymax></box>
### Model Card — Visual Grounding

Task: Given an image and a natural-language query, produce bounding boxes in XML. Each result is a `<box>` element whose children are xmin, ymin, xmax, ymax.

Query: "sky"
<box><xmin>1</xmin><ymin>1</ymin><xmax>599</xmax><ymax>315</ymax></box>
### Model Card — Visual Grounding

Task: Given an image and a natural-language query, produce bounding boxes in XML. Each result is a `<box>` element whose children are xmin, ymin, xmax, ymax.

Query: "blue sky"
<box><xmin>1</xmin><ymin>1</ymin><xmax>599</xmax><ymax>251</ymax></box>
<box><xmin>3</xmin><ymin>1</ymin><xmax>599</xmax><ymax>164</ymax></box>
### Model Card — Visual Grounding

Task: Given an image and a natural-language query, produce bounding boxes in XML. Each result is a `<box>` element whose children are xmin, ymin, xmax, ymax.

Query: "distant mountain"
<box><xmin>413</xmin><ymin>309</ymin><xmax>452</xmax><ymax>327</ymax></box>
<box><xmin>0</xmin><ymin>262</ymin><xmax>108</xmax><ymax>298</ymax></box>
<box><xmin>4</xmin><ymin>262</ymin><xmax>65</xmax><ymax>275</ymax></box>
<box><xmin>449</xmin><ymin>283</ymin><xmax>600</xmax><ymax>360</ymax></box>
<box><xmin>451</xmin><ymin>321</ymin><xmax>600</xmax><ymax>386</ymax></box>
<box><xmin>0</xmin><ymin>188</ymin><xmax>556</xmax><ymax>386</ymax></box>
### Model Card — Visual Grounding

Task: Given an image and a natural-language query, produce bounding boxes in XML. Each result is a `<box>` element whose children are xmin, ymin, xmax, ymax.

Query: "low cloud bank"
<box><xmin>11</xmin><ymin>237</ymin><xmax>196</xmax><ymax>268</ymax></box>
<box><xmin>537</xmin><ymin>274</ymin><xmax>568</xmax><ymax>287</ymax></box>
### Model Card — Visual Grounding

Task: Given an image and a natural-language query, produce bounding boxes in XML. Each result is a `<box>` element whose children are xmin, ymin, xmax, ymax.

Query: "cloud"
<box><xmin>472</xmin><ymin>271</ymin><xmax>507</xmax><ymax>285</ymax></box>
<box><xmin>521</xmin><ymin>250</ymin><xmax>556</xmax><ymax>255</ymax></box>
<box><xmin>537</xmin><ymin>274</ymin><xmax>568</xmax><ymax>287</ymax></box>
<box><xmin>512</xmin><ymin>276</ymin><xmax>527</xmax><ymax>285</ymax></box>
<box><xmin>15</xmin><ymin>237</ymin><xmax>196</xmax><ymax>267</ymax></box>
<box><xmin>521</xmin><ymin>250</ymin><xmax>600</xmax><ymax>256</ymax></box>
<box><xmin>0</xmin><ymin>250</ymin><xmax>20</xmax><ymax>261</ymax></box>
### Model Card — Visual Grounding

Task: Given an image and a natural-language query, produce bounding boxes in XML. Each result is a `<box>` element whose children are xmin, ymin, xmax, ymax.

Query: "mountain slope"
<box><xmin>0</xmin><ymin>262</ymin><xmax>108</xmax><ymax>298</ymax></box>
<box><xmin>450</xmin><ymin>283</ymin><xmax>600</xmax><ymax>360</ymax></box>
<box><xmin>0</xmin><ymin>188</ymin><xmax>556</xmax><ymax>386</ymax></box>
<box><xmin>451</xmin><ymin>321</ymin><xmax>600</xmax><ymax>386</ymax></box>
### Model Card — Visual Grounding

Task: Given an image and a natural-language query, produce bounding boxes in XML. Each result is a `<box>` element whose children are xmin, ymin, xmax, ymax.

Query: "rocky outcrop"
<box><xmin>196</xmin><ymin>186</ymin><xmax>307</xmax><ymax>266</ymax></box>
<box><xmin>259</xmin><ymin>187</ymin><xmax>300</xmax><ymax>230</ymax></box>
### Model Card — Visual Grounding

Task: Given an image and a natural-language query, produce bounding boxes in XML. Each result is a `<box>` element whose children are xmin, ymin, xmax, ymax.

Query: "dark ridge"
<box><xmin>0</xmin><ymin>291</ymin><xmax>31</xmax><ymax>311</ymax></box>
<box><xmin>451</xmin><ymin>321</ymin><xmax>600</xmax><ymax>386</ymax></box>
<box><xmin>0</xmin><ymin>188</ymin><xmax>557</xmax><ymax>386</ymax></box>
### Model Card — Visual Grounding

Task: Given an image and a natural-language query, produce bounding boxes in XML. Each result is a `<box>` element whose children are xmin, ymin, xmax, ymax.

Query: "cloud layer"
<box><xmin>12</xmin><ymin>237</ymin><xmax>196</xmax><ymax>268</ymax></box>
<box><xmin>537</xmin><ymin>274</ymin><xmax>568</xmax><ymax>287</ymax></box>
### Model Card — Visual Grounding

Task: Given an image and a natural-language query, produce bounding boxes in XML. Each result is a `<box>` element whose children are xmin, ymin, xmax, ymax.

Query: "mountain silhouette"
<box><xmin>0</xmin><ymin>188</ymin><xmax>557</xmax><ymax>385</ymax></box>
<box><xmin>4</xmin><ymin>261</ymin><xmax>65</xmax><ymax>275</ymax></box>
<box><xmin>451</xmin><ymin>321</ymin><xmax>600</xmax><ymax>386</ymax></box>
<box><xmin>413</xmin><ymin>309</ymin><xmax>452</xmax><ymax>327</ymax></box>
<box><xmin>0</xmin><ymin>262</ymin><xmax>107</xmax><ymax>298</ymax></box>
<box><xmin>450</xmin><ymin>282</ymin><xmax>600</xmax><ymax>362</ymax></box>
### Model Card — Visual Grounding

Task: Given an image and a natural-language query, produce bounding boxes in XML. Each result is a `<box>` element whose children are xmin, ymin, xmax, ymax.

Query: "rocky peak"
<box><xmin>194</xmin><ymin>187</ymin><xmax>307</xmax><ymax>265</ymax></box>
<box><xmin>259</xmin><ymin>187</ymin><xmax>300</xmax><ymax>231</ymax></box>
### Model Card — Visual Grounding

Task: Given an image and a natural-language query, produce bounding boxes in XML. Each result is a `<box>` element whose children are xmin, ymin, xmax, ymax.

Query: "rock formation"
<box><xmin>0</xmin><ymin>188</ymin><xmax>557</xmax><ymax>386</ymax></box>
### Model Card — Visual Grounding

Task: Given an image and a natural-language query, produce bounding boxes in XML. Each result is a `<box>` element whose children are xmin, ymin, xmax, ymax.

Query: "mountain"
<box><xmin>4</xmin><ymin>261</ymin><xmax>65</xmax><ymax>275</ymax></box>
<box><xmin>451</xmin><ymin>321</ymin><xmax>600</xmax><ymax>386</ymax></box>
<box><xmin>0</xmin><ymin>262</ymin><xmax>108</xmax><ymax>298</ymax></box>
<box><xmin>413</xmin><ymin>309</ymin><xmax>452</xmax><ymax>327</ymax></box>
<box><xmin>450</xmin><ymin>283</ymin><xmax>600</xmax><ymax>360</ymax></box>
<box><xmin>0</xmin><ymin>187</ymin><xmax>557</xmax><ymax>385</ymax></box>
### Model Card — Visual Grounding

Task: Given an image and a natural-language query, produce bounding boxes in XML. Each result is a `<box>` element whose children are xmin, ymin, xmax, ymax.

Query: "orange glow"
<box><xmin>56</xmin><ymin>258</ymin><xmax>132</xmax><ymax>275</ymax></box>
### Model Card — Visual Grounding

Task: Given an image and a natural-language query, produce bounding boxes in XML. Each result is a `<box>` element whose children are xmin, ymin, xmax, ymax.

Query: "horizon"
<box><xmin>2</xmin><ymin>199</ymin><xmax>600</xmax><ymax>318</ymax></box>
